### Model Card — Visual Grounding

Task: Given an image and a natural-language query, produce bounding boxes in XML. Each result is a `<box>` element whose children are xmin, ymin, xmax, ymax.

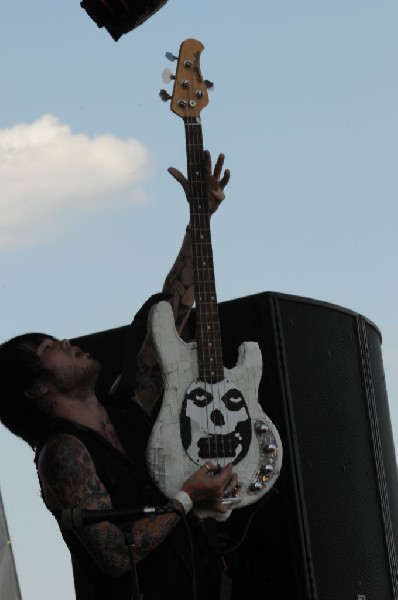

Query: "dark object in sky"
<box><xmin>81</xmin><ymin>0</ymin><xmax>169</xmax><ymax>41</ymax></box>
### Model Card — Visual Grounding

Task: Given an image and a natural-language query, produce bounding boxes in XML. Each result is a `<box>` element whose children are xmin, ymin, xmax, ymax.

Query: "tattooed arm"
<box><xmin>37</xmin><ymin>434</ymin><xmax>236</xmax><ymax>576</ymax></box>
<box><xmin>135</xmin><ymin>151</ymin><xmax>230</xmax><ymax>414</ymax></box>
<box><xmin>37</xmin><ymin>434</ymin><xmax>182</xmax><ymax>576</ymax></box>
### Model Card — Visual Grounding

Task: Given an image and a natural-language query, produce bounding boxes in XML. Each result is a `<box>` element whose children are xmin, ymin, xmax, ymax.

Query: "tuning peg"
<box><xmin>165</xmin><ymin>51</ymin><xmax>178</xmax><ymax>62</ymax></box>
<box><xmin>204</xmin><ymin>80</ymin><xmax>215</xmax><ymax>91</ymax></box>
<box><xmin>162</xmin><ymin>68</ymin><xmax>175</xmax><ymax>84</ymax></box>
<box><xmin>159</xmin><ymin>89</ymin><xmax>172</xmax><ymax>102</ymax></box>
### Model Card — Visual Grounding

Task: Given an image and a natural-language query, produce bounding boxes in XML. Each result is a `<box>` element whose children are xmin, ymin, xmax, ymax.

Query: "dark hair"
<box><xmin>0</xmin><ymin>333</ymin><xmax>56</xmax><ymax>450</ymax></box>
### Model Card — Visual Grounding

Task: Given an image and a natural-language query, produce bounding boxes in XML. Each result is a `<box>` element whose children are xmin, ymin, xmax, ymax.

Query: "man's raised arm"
<box><xmin>135</xmin><ymin>151</ymin><xmax>230</xmax><ymax>414</ymax></box>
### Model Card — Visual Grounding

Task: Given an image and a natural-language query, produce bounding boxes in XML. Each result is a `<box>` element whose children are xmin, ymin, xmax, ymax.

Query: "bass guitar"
<box><xmin>147</xmin><ymin>39</ymin><xmax>282</xmax><ymax>520</ymax></box>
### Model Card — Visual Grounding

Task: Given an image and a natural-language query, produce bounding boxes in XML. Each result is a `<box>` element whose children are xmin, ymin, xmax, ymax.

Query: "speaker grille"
<box><xmin>275</xmin><ymin>296</ymin><xmax>396</xmax><ymax>599</ymax></box>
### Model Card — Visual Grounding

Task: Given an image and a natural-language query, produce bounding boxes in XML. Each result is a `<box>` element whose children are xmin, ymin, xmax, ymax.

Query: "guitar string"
<box><xmin>187</xmin><ymin>112</ymin><xmax>215</xmax><ymax>466</ymax></box>
<box><xmin>197</xmin><ymin>106</ymin><xmax>233</xmax><ymax>469</ymax></box>
<box><xmin>187</xmin><ymin>111</ymin><xmax>212</xmax><ymax>464</ymax></box>
<box><xmin>187</xmin><ymin>102</ymin><xmax>230</xmax><ymax>468</ymax></box>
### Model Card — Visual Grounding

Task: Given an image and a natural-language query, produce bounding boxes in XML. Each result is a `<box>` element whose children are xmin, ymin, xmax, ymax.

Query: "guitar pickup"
<box><xmin>197</xmin><ymin>434</ymin><xmax>238</xmax><ymax>459</ymax></box>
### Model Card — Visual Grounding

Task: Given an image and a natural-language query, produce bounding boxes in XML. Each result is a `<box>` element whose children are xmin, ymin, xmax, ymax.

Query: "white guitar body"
<box><xmin>146</xmin><ymin>301</ymin><xmax>283</xmax><ymax>520</ymax></box>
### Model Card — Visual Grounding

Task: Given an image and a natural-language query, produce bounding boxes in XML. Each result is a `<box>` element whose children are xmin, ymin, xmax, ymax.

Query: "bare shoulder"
<box><xmin>38</xmin><ymin>433</ymin><xmax>92</xmax><ymax>482</ymax></box>
<box><xmin>38</xmin><ymin>433</ymin><xmax>111</xmax><ymax>512</ymax></box>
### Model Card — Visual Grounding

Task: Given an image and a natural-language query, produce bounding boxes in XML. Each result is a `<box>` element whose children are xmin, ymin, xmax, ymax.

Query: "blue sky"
<box><xmin>0</xmin><ymin>2</ymin><xmax>397</xmax><ymax>598</ymax></box>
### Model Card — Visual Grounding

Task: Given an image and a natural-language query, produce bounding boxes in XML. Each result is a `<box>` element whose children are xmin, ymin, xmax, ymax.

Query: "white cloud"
<box><xmin>0</xmin><ymin>114</ymin><xmax>153</xmax><ymax>251</ymax></box>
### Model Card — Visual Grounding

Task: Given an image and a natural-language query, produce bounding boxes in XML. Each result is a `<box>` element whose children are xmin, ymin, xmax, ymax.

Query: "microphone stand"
<box><xmin>123</xmin><ymin>523</ymin><xmax>143</xmax><ymax>600</ymax></box>
<box><xmin>60</xmin><ymin>505</ymin><xmax>176</xmax><ymax>600</ymax></box>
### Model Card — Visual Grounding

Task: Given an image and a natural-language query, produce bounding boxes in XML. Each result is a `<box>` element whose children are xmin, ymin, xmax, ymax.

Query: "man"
<box><xmin>0</xmin><ymin>151</ymin><xmax>235</xmax><ymax>599</ymax></box>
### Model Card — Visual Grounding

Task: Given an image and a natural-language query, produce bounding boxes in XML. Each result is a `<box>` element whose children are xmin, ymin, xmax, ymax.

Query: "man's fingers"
<box><xmin>224</xmin><ymin>473</ymin><xmax>239</xmax><ymax>495</ymax></box>
<box><xmin>168</xmin><ymin>167</ymin><xmax>188</xmax><ymax>192</ymax></box>
<box><xmin>219</xmin><ymin>168</ymin><xmax>231</xmax><ymax>190</ymax></box>
<box><xmin>202</xmin><ymin>461</ymin><xmax>216</xmax><ymax>473</ymax></box>
<box><xmin>203</xmin><ymin>149</ymin><xmax>212</xmax><ymax>176</ymax></box>
<box><xmin>213</xmin><ymin>153</ymin><xmax>225</xmax><ymax>180</ymax></box>
<box><xmin>167</xmin><ymin>166</ymin><xmax>185</xmax><ymax>182</ymax></box>
<box><xmin>216</xmin><ymin>463</ymin><xmax>233</xmax><ymax>486</ymax></box>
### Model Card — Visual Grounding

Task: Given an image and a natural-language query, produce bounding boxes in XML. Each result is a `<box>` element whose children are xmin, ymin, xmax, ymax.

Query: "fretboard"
<box><xmin>184</xmin><ymin>117</ymin><xmax>224</xmax><ymax>383</ymax></box>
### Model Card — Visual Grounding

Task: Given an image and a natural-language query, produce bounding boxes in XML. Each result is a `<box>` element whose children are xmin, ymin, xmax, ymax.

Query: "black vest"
<box><xmin>36</xmin><ymin>402</ymin><xmax>222</xmax><ymax>600</ymax></box>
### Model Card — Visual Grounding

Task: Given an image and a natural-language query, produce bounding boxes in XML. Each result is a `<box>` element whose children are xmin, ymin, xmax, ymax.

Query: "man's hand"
<box><xmin>181</xmin><ymin>462</ymin><xmax>238</xmax><ymax>514</ymax></box>
<box><xmin>168</xmin><ymin>150</ymin><xmax>230</xmax><ymax>215</ymax></box>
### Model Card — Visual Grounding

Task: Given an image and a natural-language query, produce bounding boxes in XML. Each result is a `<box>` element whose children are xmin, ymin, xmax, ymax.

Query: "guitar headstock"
<box><xmin>164</xmin><ymin>39</ymin><xmax>209</xmax><ymax>119</ymax></box>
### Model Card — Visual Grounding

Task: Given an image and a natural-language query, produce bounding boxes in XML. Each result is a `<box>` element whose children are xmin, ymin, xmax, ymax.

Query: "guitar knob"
<box><xmin>165</xmin><ymin>51</ymin><xmax>178</xmax><ymax>62</ymax></box>
<box><xmin>162</xmin><ymin>68</ymin><xmax>175</xmax><ymax>84</ymax></box>
<box><xmin>159</xmin><ymin>89</ymin><xmax>172</xmax><ymax>102</ymax></box>
<box><xmin>204</xmin><ymin>80</ymin><xmax>215</xmax><ymax>91</ymax></box>
<box><xmin>260</xmin><ymin>463</ymin><xmax>274</xmax><ymax>476</ymax></box>
<box><xmin>248</xmin><ymin>482</ymin><xmax>263</xmax><ymax>493</ymax></box>
<box><xmin>255</xmin><ymin>420</ymin><xmax>269</xmax><ymax>435</ymax></box>
<box><xmin>262</xmin><ymin>442</ymin><xmax>277</xmax><ymax>454</ymax></box>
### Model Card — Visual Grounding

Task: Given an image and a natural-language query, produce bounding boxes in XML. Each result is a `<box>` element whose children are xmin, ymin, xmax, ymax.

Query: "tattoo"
<box><xmin>38</xmin><ymin>435</ymin><xmax>181</xmax><ymax>576</ymax></box>
<box><xmin>135</xmin><ymin>229</ymin><xmax>194</xmax><ymax>414</ymax></box>
<box><xmin>133</xmin><ymin>506</ymin><xmax>181</xmax><ymax>563</ymax></box>
<box><xmin>163</xmin><ymin>243</ymin><xmax>194</xmax><ymax>334</ymax></box>
<box><xmin>39</xmin><ymin>435</ymin><xmax>110</xmax><ymax>511</ymax></box>
<box><xmin>134</xmin><ymin>344</ymin><xmax>164</xmax><ymax>414</ymax></box>
<box><xmin>98</xmin><ymin>412</ymin><xmax>125</xmax><ymax>453</ymax></box>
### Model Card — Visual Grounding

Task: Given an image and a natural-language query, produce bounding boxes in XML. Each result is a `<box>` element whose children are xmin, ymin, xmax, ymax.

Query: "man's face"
<box><xmin>36</xmin><ymin>338</ymin><xmax>100</xmax><ymax>395</ymax></box>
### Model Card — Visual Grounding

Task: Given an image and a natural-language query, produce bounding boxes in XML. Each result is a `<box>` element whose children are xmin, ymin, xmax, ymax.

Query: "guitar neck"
<box><xmin>184</xmin><ymin>117</ymin><xmax>224</xmax><ymax>383</ymax></box>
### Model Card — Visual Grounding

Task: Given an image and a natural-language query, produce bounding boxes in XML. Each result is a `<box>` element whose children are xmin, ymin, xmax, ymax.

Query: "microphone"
<box><xmin>60</xmin><ymin>505</ymin><xmax>176</xmax><ymax>530</ymax></box>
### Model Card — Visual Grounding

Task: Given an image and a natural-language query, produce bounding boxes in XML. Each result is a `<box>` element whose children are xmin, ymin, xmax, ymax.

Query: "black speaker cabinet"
<box><xmin>81</xmin><ymin>0</ymin><xmax>168</xmax><ymax>41</ymax></box>
<box><xmin>73</xmin><ymin>291</ymin><xmax>398</xmax><ymax>600</ymax></box>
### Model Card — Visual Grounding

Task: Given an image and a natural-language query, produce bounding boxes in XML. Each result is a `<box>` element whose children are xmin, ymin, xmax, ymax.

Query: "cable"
<box><xmin>216</xmin><ymin>488</ymin><xmax>280</xmax><ymax>555</ymax></box>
